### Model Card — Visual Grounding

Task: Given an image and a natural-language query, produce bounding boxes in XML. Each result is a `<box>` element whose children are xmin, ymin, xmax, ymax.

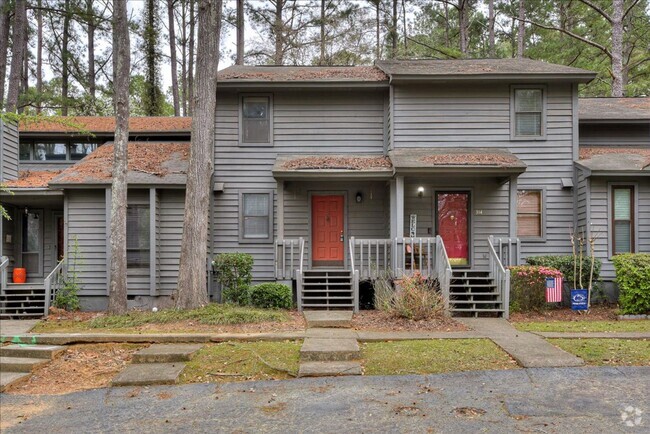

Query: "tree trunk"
<box><xmin>20</xmin><ymin>17</ymin><xmax>29</xmax><ymax>113</ymax></box>
<box><xmin>390</xmin><ymin>0</ymin><xmax>397</xmax><ymax>58</ymax></box>
<box><xmin>175</xmin><ymin>0</ymin><xmax>222</xmax><ymax>310</ymax></box>
<box><xmin>517</xmin><ymin>0</ymin><xmax>525</xmax><ymax>59</ymax></box>
<box><xmin>168</xmin><ymin>0</ymin><xmax>180</xmax><ymax>115</ymax></box>
<box><xmin>180</xmin><ymin>2</ymin><xmax>188</xmax><ymax>116</ymax></box>
<box><xmin>108</xmin><ymin>0</ymin><xmax>131</xmax><ymax>315</ymax></box>
<box><xmin>443</xmin><ymin>2</ymin><xmax>449</xmax><ymax>48</ymax></box>
<box><xmin>401</xmin><ymin>0</ymin><xmax>407</xmax><ymax>51</ymax></box>
<box><xmin>62</xmin><ymin>0</ymin><xmax>70</xmax><ymax>115</ymax></box>
<box><xmin>610</xmin><ymin>0</ymin><xmax>624</xmax><ymax>97</ymax></box>
<box><xmin>36</xmin><ymin>0</ymin><xmax>43</xmax><ymax>113</ymax></box>
<box><xmin>236</xmin><ymin>0</ymin><xmax>244</xmax><ymax>65</ymax></box>
<box><xmin>488</xmin><ymin>0</ymin><xmax>495</xmax><ymax>57</ymax></box>
<box><xmin>375</xmin><ymin>1</ymin><xmax>380</xmax><ymax>59</ymax></box>
<box><xmin>6</xmin><ymin>0</ymin><xmax>26</xmax><ymax>113</ymax></box>
<box><xmin>319</xmin><ymin>0</ymin><xmax>325</xmax><ymax>65</ymax></box>
<box><xmin>458</xmin><ymin>1</ymin><xmax>468</xmax><ymax>54</ymax></box>
<box><xmin>274</xmin><ymin>0</ymin><xmax>283</xmax><ymax>65</ymax></box>
<box><xmin>188</xmin><ymin>0</ymin><xmax>195</xmax><ymax>115</ymax></box>
<box><xmin>87</xmin><ymin>0</ymin><xmax>96</xmax><ymax>105</ymax></box>
<box><xmin>0</xmin><ymin>0</ymin><xmax>9</xmax><ymax>109</ymax></box>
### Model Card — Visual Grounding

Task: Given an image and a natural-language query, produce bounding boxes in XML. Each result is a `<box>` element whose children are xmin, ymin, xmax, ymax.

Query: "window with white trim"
<box><xmin>512</xmin><ymin>87</ymin><xmax>545</xmax><ymax>138</ymax></box>
<box><xmin>239</xmin><ymin>191</ymin><xmax>273</xmax><ymax>243</ymax></box>
<box><xmin>241</xmin><ymin>96</ymin><xmax>271</xmax><ymax>144</ymax></box>
<box><xmin>517</xmin><ymin>189</ymin><xmax>543</xmax><ymax>238</ymax></box>
<box><xmin>611</xmin><ymin>185</ymin><xmax>635</xmax><ymax>254</ymax></box>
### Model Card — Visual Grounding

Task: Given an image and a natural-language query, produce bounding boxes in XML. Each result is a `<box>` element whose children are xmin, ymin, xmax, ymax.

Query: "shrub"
<box><xmin>249</xmin><ymin>283</ymin><xmax>293</xmax><ymax>309</ymax></box>
<box><xmin>509</xmin><ymin>265</ymin><xmax>562</xmax><ymax>312</ymax></box>
<box><xmin>213</xmin><ymin>253</ymin><xmax>254</xmax><ymax>305</ymax></box>
<box><xmin>612</xmin><ymin>253</ymin><xmax>650</xmax><ymax>315</ymax></box>
<box><xmin>525</xmin><ymin>255</ymin><xmax>601</xmax><ymax>290</ymax></box>
<box><xmin>54</xmin><ymin>236</ymin><xmax>82</xmax><ymax>311</ymax></box>
<box><xmin>391</xmin><ymin>273</ymin><xmax>444</xmax><ymax>321</ymax></box>
<box><xmin>373</xmin><ymin>270</ymin><xmax>395</xmax><ymax>312</ymax></box>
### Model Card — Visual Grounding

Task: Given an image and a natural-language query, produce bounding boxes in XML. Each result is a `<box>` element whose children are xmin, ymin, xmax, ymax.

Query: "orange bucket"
<box><xmin>13</xmin><ymin>268</ymin><xmax>27</xmax><ymax>283</ymax></box>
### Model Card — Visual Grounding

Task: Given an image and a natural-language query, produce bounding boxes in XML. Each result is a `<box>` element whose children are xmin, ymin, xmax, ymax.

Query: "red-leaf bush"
<box><xmin>509</xmin><ymin>265</ymin><xmax>563</xmax><ymax>312</ymax></box>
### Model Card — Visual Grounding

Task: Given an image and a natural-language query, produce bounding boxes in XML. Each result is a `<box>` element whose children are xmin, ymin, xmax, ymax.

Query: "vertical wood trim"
<box><xmin>150</xmin><ymin>188</ymin><xmax>157</xmax><ymax>297</ymax></box>
<box><xmin>63</xmin><ymin>194</ymin><xmax>69</xmax><ymax>260</ymax></box>
<box><xmin>276</xmin><ymin>180</ymin><xmax>284</xmax><ymax>241</ymax></box>
<box><xmin>571</xmin><ymin>83</ymin><xmax>579</xmax><ymax>162</ymax></box>
<box><xmin>105</xmin><ymin>187</ymin><xmax>111</xmax><ymax>295</ymax></box>
<box><xmin>586</xmin><ymin>176</ymin><xmax>591</xmax><ymax>241</ymax></box>
<box><xmin>509</xmin><ymin>175</ymin><xmax>518</xmax><ymax>237</ymax></box>
<box><xmin>389</xmin><ymin>85</ymin><xmax>395</xmax><ymax>151</ymax></box>
<box><xmin>395</xmin><ymin>176</ymin><xmax>404</xmax><ymax>238</ymax></box>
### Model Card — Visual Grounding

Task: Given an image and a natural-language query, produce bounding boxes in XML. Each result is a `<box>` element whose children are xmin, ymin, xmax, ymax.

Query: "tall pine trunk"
<box><xmin>108</xmin><ymin>0</ymin><xmax>131</xmax><ymax>315</ymax></box>
<box><xmin>517</xmin><ymin>0</ymin><xmax>525</xmax><ymax>58</ymax></box>
<box><xmin>0</xmin><ymin>0</ymin><xmax>9</xmax><ymax>109</ymax></box>
<box><xmin>61</xmin><ymin>0</ymin><xmax>70</xmax><ymax>115</ymax></box>
<box><xmin>319</xmin><ymin>0</ymin><xmax>325</xmax><ymax>65</ymax></box>
<box><xmin>488</xmin><ymin>0</ymin><xmax>495</xmax><ymax>57</ymax></box>
<box><xmin>611</xmin><ymin>0</ymin><xmax>624</xmax><ymax>97</ymax></box>
<box><xmin>188</xmin><ymin>0</ymin><xmax>195</xmax><ymax>115</ymax></box>
<box><xmin>20</xmin><ymin>16</ymin><xmax>29</xmax><ymax>113</ymax></box>
<box><xmin>36</xmin><ymin>0</ymin><xmax>43</xmax><ymax>113</ymax></box>
<box><xmin>168</xmin><ymin>0</ymin><xmax>180</xmax><ymax>115</ymax></box>
<box><xmin>236</xmin><ymin>0</ymin><xmax>244</xmax><ymax>65</ymax></box>
<box><xmin>87</xmin><ymin>0</ymin><xmax>96</xmax><ymax>106</ymax></box>
<box><xmin>6</xmin><ymin>0</ymin><xmax>26</xmax><ymax>113</ymax></box>
<box><xmin>175</xmin><ymin>0</ymin><xmax>222</xmax><ymax>309</ymax></box>
<box><xmin>274</xmin><ymin>0</ymin><xmax>283</xmax><ymax>65</ymax></box>
<box><xmin>375</xmin><ymin>1</ymin><xmax>380</xmax><ymax>59</ymax></box>
<box><xmin>390</xmin><ymin>0</ymin><xmax>397</xmax><ymax>58</ymax></box>
<box><xmin>180</xmin><ymin>2</ymin><xmax>188</xmax><ymax>116</ymax></box>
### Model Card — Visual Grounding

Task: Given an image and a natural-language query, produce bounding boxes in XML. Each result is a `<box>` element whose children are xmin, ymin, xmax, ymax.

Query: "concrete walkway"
<box><xmin>0</xmin><ymin>320</ymin><xmax>38</xmax><ymax>337</ymax></box>
<box><xmin>459</xmin><ymin>318</ymin><xmax>584</xmax><ymax>368</ymax></box>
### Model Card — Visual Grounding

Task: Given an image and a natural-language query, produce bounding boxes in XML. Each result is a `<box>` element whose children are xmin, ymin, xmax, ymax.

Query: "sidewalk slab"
<box><xmin>298</xmin><ymin>361</ymin><xmax>362</xmax><ymax>377</ymax></box>
<box><xmin>458</xmin><ymin>318</ymin><xmax>584</xmax><ymax>368</ymax></box>
<box><xmin>132</xmin><ymin>344</ymin><xmax>203</xmax><ymax>363</ymax></box>
<box><xmin>111</xmin><ymin>362</ymin><xmax>185</xmax><ymax>387</ymax></box>
<box><xmin>0</xmin><ymin>356</ymin><xmax>50</xmax><ymax>372</ymax></box>
<box><xmin>0</xmin><ymin>320</ymin><xmax>38</xmax><ymax>337</ymax></box>
<box><xmin>300</xmin><ymin>338</ymin><xmax>360</xmax><ymax>362</ymax></box>
<box><xmin>303</xmin><ymin>311</ymin><xmax>352</xmax><ymax>328</ymax></box>
<box><xmin>356</xmin><ymin>331</ymin><xmax>484</xmax><ymax>341</ymax></box>
<box><xmin>0</xmin><ymin>372</ymin><xmax>30</xmax><ymax>392</ymax></box>
<box><xmin>0</xmin><ymin>344</ymin><xmax>65</xmax><ymax>359</ymax></box>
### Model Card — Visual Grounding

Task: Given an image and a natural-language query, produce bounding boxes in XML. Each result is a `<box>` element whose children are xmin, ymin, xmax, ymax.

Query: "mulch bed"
<box><xmin>509</xmin><ymin>304</ymin><xmax>619</xmax><ymax>323</ymax></box>
<box><xmin>352</xmin><ymin>310</ymin><xmax>468</xmax><ymax>332</ymax></box>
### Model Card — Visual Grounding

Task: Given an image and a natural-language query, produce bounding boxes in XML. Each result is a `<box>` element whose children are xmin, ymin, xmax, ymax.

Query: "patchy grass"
<box><xmin>180</xmin><ymin>341</ymin><xmax>302</xmax><ymax>383</ymax></box>
<box><xmin>550</xmin><ymin>339</ymin><xmax>650</xmax><ymax>366</ymax></box>
<box><xmin>361</xmin><ymin>339</ymin><xmax>518</xmax><ymax>375</ymax></box>
<box><xmin>514</xmin><ymin>320</ymin><xmax>650</xmax><ymax>333</ymax></box>
<box><xmin>32</xmin><ymin>304</ymin><xmax>294</xmax><ymax>333</ymax></box>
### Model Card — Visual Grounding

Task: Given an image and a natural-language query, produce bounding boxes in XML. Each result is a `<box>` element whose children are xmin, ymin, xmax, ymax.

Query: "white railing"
<box><xmin>488</xmin><ymin>235</ymin><xmax>511</xmax><ymax>319</ymax></box>
<box><xmin>349</xmin><ymin>237</ymin><xmax>392</xmax><ymax>280</ymax></box>
<box><xmin>434</xmin><ymin>235</ymin><xmax>452</xmax><ymax>312</ymax></box>
<box><xmin>274</xmin><ymin>238</ymin><xmax>304</xmax><ymax>280</ymax></box>
<box><xmin>0</xmin><ymin>256</ymin><xmax>9</xmax><ymax>296</ymax></box>
<box><xmin>44</xmin><ymin>258</ymin><xmax>66</xmax><ymax>315</ymax></box>
<box><xmin>493</xmin><ymin>237</ymin><xmax>521</xmax><ymax>267</ymax></box>
<box><xmin>396</xmin><ymin>237</ymin><xmax>437</xmax><ymax>279</ymax></box>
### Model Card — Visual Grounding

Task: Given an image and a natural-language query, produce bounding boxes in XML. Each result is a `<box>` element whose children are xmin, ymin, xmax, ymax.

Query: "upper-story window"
<box><xmin>240</xmin><ymin>95</ymin><xmax>272</xmax><ymax>145</ymax></box>
<box><xmin>19</xmin><ymin>140</ymin><xmax>98</xmax><ymax>161</ymax></box>
<box><xmin>511</xmin><ymin>86</ymin><xmax>546</xmax><ymax>139</ymax></box>
<box><xmin>611</xmin><ymin>185</ymin><xmax>635</xmax><ymax>255</ymax></box>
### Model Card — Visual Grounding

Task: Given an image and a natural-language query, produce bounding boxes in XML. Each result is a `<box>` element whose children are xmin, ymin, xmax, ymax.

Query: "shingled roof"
<box><xmin>19</xmin><ymin>116</ymin><xmax>192</xmax><ymax>134</ymax></box>
<box><xmin>218</xmin><ymin>65</ymin><xmax>388</xmax><ymax>83</ymax></box>
<box><xmin>4</xmin><ymin>170</ymin><xmax>63</xmax><ymax>189</ymax></box>
<box><xmin>578</xmin><ymin>146</ymin><xmax>650</xmax><ymax>173</ymax></box>
<box><xmin>579</xmin><ymin>98</ymin><xmax>650</xmax><ymax>121</ymax></box>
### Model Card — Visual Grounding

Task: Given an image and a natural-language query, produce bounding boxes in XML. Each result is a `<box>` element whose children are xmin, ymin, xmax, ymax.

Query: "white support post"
<box><xmin>276</xmin><ymin>180</ymin><xmax>284</xmax><ymax>242</ymax></box>
<box><xmin>509</xmin><ymin>175</ymin><xmax>518</xmax><ymax>238</ymax></box>
<box><xmin>149</xmin><ymin>188</ymin><xmax>157</xmax><ymax>297</ymax></box>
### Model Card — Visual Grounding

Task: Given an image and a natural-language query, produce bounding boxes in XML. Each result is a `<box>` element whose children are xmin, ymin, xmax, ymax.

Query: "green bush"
<box><xmin>526</xmin><ymin>255</ymin><xmax>601</xmax><ymax>290</ymax></box>
<box><xmin>612</xmin><ymin>253</ymin><xmax>650</xmax><ymax>315</ymax></box>
<box><xmin>249</xmin><ymin>283</ymin><xmax>293</xmax><ymax>309</ymax></box>
<box><xmin>509</xmin><ymin>265</ymin><xmax>563</xmax><ymax>312</ymax></box>
<box><xmin>213</xmin><ymin>253</ymin><xmax>254</xmax><ymax>305</ymax></box>
<box><xmin>53</xmin><ymin>236</ymin><xmax>82</xmax><ymax>311</ymax></box>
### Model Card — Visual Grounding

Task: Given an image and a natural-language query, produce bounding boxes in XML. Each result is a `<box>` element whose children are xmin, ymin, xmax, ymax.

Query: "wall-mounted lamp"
<box><xmin>355</xmin><ymin>192</ymin><xmax>363</xmax><ymax>203</ymax></box>
<box><xmin>417</xmin><ymin>186</ymin><xmax>425</xmax><ymax>198</ymax></box>
<box><xmin>24</xmin><ymin>207</ymin><xmax>29</xmax><ymax>215</ymax></box>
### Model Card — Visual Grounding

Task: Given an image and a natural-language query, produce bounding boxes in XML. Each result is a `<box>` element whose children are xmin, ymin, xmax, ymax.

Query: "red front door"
<box><xmin>312</xmin><ymin>195</ymin><xmax>344</xmax><ymax>267</ymax></box>
<box><xmin>436</xmin><ymin>192</ymin><xmax>470</xmax><ymax>266</ymax></box>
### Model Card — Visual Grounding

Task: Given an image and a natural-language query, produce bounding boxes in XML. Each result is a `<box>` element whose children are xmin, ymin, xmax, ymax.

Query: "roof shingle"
<box><xmin>579</xmin><ymin>98</ymin><xmax>650</xmax><ymax>121</ymax></box>
<box><xmin>4</xmin><ymin>170</ymin><xmax>63</xmax><ymax>188</ymax></box>
<box><xmin>218</xmin><ymin>65</ymin><xmax>388</xmax><ymax>82</ymax></box>
<box><xmin>19</xmin><ymin>116</ymin><xmax>192</xmax><ymax>134</ymax></box>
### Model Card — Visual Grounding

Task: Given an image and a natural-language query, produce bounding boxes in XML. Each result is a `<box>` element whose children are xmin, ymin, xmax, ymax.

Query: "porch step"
<box><xmin>450</xmin><ymin>292</ymin><xmax>499</xmax><ymax>296</ymax></box>
<box><xmin>303</xmin><ymin>310</ymin><xmax>353</xmax><ymax>328</ymax></box>
<box><xmin>0</xmin><ymin>344</ymin><xmax>65</xmax><ymax>359</ymax></box>
<box><xmin>1</xmin><ymin>283</ymin><xmax>48</xmax><ymax>319</ymax></box>
<box><xmin>449</xmin><ymin>268</ymin><xmax>505</xmax><ymax>318</ymax></box>
<box><xmin>300</xmin><ymin>337</ymin><xmax>360</xmax><ymax>362</ymax></box>
<box><xmin>299</xmin><ymin>270</ymin><xmax>355</xmax><ymax>311</ymax></box>
<box><xmin>0</xmin><ymin>356</ymin><xmax>50</xmax><ymax>372</ymax></box>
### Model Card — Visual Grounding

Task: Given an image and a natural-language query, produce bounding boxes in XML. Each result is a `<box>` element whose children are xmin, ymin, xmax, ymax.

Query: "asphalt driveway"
<box><xmin>1</xmin><ymin>367</ymin><xmax>648</xmax><ymax>433</ymax></box>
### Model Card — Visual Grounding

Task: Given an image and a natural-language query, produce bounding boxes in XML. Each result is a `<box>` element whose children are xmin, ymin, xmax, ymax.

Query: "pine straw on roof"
<box><xmin>4</xmin><ymin>170</ymin><xmax>63</xmax><ymax>188</ymax></box>
<box><xmin>219</xmin><ymin>66</ymin><xmax>388</xmax><ymax>81</ymax></box>
<box><xmin>420</xmin><ymin>153</ymin><xmax>520</xmax><ymax>166</ymax></box>
<box><xmin>580</xmin><ymin>146</ymin><xmax>650</xmax><ymax>168</ymax></box>
<box><xmin>19</xmin><ymin>116</ymin><xmax>192</xmax><ymax>133</ymax></box>
<box><xmin>54</xmin><ymin>142</ymin><xmax>189</xmax><ymax>183</ymax></box>
<box><xmin>282</xmin><ymin>156</ymin><xmax>392</xmax><ymax>171</ymax></box>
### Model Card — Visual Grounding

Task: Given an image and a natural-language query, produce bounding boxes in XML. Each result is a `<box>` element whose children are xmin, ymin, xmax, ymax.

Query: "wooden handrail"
<box><xmin>0</xmin><ymin>256</ymin><xmax>9</xmax><ymax>296</ymax></box>
<box><xmin>488</xmin><ymin>235</ymin><xmax>510</xmax><ymax>319</ymax></box>
<box><xmin>44</xmin><ymin>258</ymin><xmax>66</xmax><ymax>315</ymax></box>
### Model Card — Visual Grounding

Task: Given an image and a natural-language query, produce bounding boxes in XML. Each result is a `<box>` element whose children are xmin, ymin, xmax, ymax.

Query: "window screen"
<box><xmin>34</xmin><ymin>143</ymin><xmax>67</xmax><ymax>161</ymax></box>
<box><xmin>517</xmin><ymin>190</ymin><xmax>542</xmax><ymax>238</ymax></box>
<box><xmin>241</xmin><ymin>193</ymin><xmax>271</xmax><ymax>240</ymax></box>
<box><xmin>241</xmin><ymin>96</ymin><xmax>270</xmax><ymax>144</ymax></box>
<box><xmin>612</xmin><ymin>186</ymin><xmax>634</xmax><ymax>254</ymax></box>
<box><xmin>70</xmin><ymin>143</ymin><xmax>97</xmax><ymax>160</ymax></box>
<box><xmin>514</xmin><ymin>89</ymin><xmax>543</xmax><ymax>137</ymax></box>
<box><xmin>127</xmin><ymin>204</ymin><xmax>150</xmax><ymax>268</ymax></box>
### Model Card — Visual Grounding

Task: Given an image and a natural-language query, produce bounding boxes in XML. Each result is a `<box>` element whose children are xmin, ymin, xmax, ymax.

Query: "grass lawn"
<box><xmin>361</xmin><ymin>339</ymin><xmax>518</xmax><ymax>375</ymax></box>
<box><xmin>31</xmin><ymin>303</ymin><xmax>293</xmax><ymax>334</ymax></box>
<box><xmin>550</xmin><ymin>339</ymin><xmax>650</xmax><ymax>366</ymax></box>
<box><xmin>513</xmin><ymin>320</ymin><xmax>650</xmax><ymax>333</ymax></box>
<box><xmin>180</xmin><ymin>341</ymin><xmax>302</xmax><ymax>383</ymax></box>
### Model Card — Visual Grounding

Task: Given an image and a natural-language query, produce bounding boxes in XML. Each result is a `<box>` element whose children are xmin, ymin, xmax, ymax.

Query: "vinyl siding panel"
<box><xmin>393</xmin><ymin>83</ymin><xmax>576</xmax><ymax>262</ymax></box>
<box><xmin>158</xmin><ymin>189</ymin><xmax>184</xmax><ymax>293</ymax></box>
<box><xmin>0</xmin><ymin>120</ymin><xmax>19</xmax><ymax>182</ymax></box>
<box><xmin>576</xmin><ymin>168</ymin><xmax>589</xmax><ymax>237</ymax></box>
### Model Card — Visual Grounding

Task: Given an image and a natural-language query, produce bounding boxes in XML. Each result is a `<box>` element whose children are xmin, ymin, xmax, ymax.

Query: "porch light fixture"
<box><xmin>355</xmin><ymin>192</ymin><xmax>363</xmax><ymax>203</ymax></box>
<box><xmin>417</xmin><ymin>186</ymin><xmax>425</xmax><ymax>198</ymax></box>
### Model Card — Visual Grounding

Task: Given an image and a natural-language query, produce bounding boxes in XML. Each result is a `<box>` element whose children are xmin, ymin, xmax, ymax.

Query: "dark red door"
<box><xmin>436</xmin><ymin>192</ymin><xmax>470</xmax><ymax>266</ymax></box>
<box><xmin>312</xmin><ymin>195</ymin><xmax>344</xmax><ymax>267</ymax></box>
<box><xmin>56</xmin><ymin>216</ymin><xmax>65</xmax><ymax>261</ymax></box>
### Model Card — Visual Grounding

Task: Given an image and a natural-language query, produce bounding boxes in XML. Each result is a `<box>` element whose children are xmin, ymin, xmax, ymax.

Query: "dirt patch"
<box><xmin>6</xmin><ymin>344</ymin><xmax>143</xmax><ymax>395</ymax></box>
<box><xmin>352</xmin><ymin>310</ymin><xmax>468</xmax><ymax>332</ymax></box>
<box><xmin>46</xmin><ymin>307</ymin><xmax>101</xmax><ymax>322</ymax></box>
<box><xmin>453</xmin><ymin>407</ymin><xmax>486</xmax><ymax>418</ymax></box>
<box><xmin>509</xmin><ymin>305</ymin><xmax>619</xmax><ymax>323</ymax></box>
<box><xmin>0</xmin><ymin>400</ymin><xmax>54</xmax><ymax>430</ymax></box>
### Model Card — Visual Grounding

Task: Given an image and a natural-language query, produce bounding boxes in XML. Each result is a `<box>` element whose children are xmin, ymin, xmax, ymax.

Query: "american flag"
<box><xmin>546</xmin><ymin>277</ymin><xmax>563</xmax><ymax>303</ymax></box>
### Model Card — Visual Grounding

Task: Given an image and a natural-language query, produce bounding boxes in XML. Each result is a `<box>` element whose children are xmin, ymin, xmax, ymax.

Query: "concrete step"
<box><xmin>0</xmin><ymin>344</ymin><xmax>65</xmax><ymax>359</ymax></box>
<box><xmin>300</xmin><ymin>338</ymin><xmax>360</xmax><ymax>362</ymax></box>
<box><xmin>0</xmin><ymin>372</ymin><xmax>31</xmax><ymax>392</ymax></box>
<box><xmin>111</xmin><ymin>362</ymin><xmax>186</xmax><ymax>387</ymax></box>
<box><xmin>132</xmin><ymin>344</ymin><xmax>203</xmax><ymax>364</ymax></box>
<box><xmin>298</xmin><ymin>361</ymin><xmax>362</xmax><ymax>377</ymax></box>
<box><xmin>303</xmin><ymin>310</ymin><xmax>353</xmax><ymax>328</ymax></box>
<box><xmin>0</xmin><ymin>356</ymin><xmax>50</xmax><ymax>372</ymax></box>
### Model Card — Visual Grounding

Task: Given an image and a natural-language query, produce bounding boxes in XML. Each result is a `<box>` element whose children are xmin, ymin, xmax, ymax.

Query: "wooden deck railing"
<box><xmin>493</xmin><ymin>237</ymin><xmax>521</xmax><ymax>267</ymax></box>
<box><xmin>274</xmin><ymin>238</ymin><xmax>304</xmax><ymax>280</ymax></box>
<box><xmin>44</xmin><ymin>259</ymin><xmax>66</xmax><ymax>315</ymax></box>
<box><xmin>0</xmin><ymin>256</ymin><xmax>9</xmax><ymax>296</ymax></box>
<box><xmin>488</xmin><ymin>236</ymin><xmax>511</xmax><ymax>319</ymax></box>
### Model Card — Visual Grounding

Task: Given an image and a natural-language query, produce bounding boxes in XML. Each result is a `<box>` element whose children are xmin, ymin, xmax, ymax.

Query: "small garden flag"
<box><xmin>545</xmin><ymin>277</ymin><xmax>563</xmax><ymax>303</ymax></box>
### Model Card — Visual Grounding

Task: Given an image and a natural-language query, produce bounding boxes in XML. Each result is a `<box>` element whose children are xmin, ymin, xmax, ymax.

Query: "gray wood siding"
<box><xmin>579</xmin><ymin>123</ymin><xmax>650</xmax><ymax>147</ymax></box>
<box><xmin>158</xmin><ymin>189</ymin><xmax>184</xmax><ymax>293</ymax></box>
<box><xmin>0</xmin><ymin>121</ymin><xmax>19</xmax><ymax>182</ymax></box>
<box><xmin>213</xmin><ymin>89</ymin><xmax>387</xmax><ymax>281</ymax></box>
<box><xmin>0</xmin><ymin>205</ymin><xmax>16</xmax><ymax>272</ymax></box>
<box><xmin>393</xmin><ymin>83</ymin><xmax>577</xmax><ymax>260</ymax></box>
<box><xmin>67</xmin><ymin>189</ymin><xmax>108</xmax><ymax>295</ymax></box>
<box><xmin>404</xmin><ymin>178</ymin><xmax>510</xmax><ymax>269</ymax></box>
<box><xmin>576</xmin><ymin>168</ymin><xmax>589</xmax><ymax>237</ymax></box>
<box><xmin>589</xmin><ymin>177</ymin><xmax>650</xmax><ymax>281</ymax></box>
